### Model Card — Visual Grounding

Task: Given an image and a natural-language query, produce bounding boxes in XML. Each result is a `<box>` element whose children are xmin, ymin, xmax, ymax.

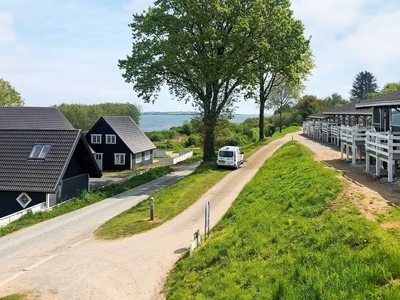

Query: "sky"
<box><xmin>1</xmin><ymin>0</ymin><xmax>400</xmax><ymax>114</ymax></box>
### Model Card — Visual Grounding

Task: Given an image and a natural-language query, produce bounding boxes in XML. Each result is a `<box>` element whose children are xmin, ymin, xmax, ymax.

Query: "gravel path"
<box><xmin>1</xmin><ymin>132</ymin><xmax>396</xmax><ymax>300</ymax></box>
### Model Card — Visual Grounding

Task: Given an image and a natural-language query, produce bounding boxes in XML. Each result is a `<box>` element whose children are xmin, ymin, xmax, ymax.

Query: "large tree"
<box><xmin>253</xmin><ymin>2</ymin><xmax>313</xmax><ymax>140</ymax></box>
<box><xmin>0</xmin><ymin>78</ymin><xmax>24</xmax><ymax>106</ymax></box>
<box><xmin>119</xmin><ymin>0</ymin><xmax>308</xmax><ymax>160</ymax></box>
<box><xmin>349</xmin><ymin>71</ymin><xmax>378</xmax><ymax>100</ymax></box>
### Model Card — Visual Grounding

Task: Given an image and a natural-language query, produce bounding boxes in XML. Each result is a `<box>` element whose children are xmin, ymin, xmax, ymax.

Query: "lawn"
<box><xmin>164</xmin><ymin>142</ymin><xmax>400</xmax><ymax>299</ymax></box>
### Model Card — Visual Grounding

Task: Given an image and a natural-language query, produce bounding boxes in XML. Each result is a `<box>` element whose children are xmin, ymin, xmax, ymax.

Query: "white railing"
<box><xmin>340</xmin><ymin>125</ymin><xmax>372</xmax><ymax>165</ymax></box>
<box><xmin>331</xmin><ymin>124</ymin><xmax>340</xmax><ymax>146</ymax></box>
<box><xmin>365</xmin><ymin>130</ymin><xmax>400</xmax><ymax>182</ymax></box>
<box><xmin>172</xmin><ymin>150</ymin><xmax>193</xmax><ymax>164</ymax></box>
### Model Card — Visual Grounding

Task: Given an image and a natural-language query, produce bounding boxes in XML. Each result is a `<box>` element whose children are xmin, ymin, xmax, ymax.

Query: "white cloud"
<box><xmin>0</xmin><ymin>12</ymin><xmax>17</xmax><ymax>43</ymax></box>
<box><xmin>291</xmin><ymin>0</ymin><xmax>400</xmax><ymax>98</ymax></box>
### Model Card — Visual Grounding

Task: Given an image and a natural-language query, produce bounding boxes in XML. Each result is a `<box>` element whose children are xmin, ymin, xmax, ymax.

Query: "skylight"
<box><xmin>29</xmin><ymin>143</ymin><xmax>51</xmax><ymax>159</ymax></box>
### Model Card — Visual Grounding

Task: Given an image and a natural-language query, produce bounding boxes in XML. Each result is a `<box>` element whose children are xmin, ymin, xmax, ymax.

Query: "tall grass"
<box><xmin>165</xmin><ymin>142</ymin><xmax>400</xmax><ymax>299</ymax></box>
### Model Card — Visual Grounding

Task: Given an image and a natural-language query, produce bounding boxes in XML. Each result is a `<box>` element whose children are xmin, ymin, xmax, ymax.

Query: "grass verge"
<box><xmin>94</xmin><ymin>126</ymin><xmax>300</xmax><ymax>239</ymax></box>
<box><xmin>164</xmin><ymin>142</ymin><xmax>400</xmax><ymax>299</ymax></box>
<box><xmin>0</xmin><ymin>166</ymin><xmax>174</xmax><ymax>238</ymax></box>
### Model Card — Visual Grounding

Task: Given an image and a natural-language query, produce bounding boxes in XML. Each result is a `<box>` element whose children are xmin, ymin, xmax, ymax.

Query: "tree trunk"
<box><xmin>259</xmin><ymin>98</ymin><xmax>265</xmax><ymax>140</ymax></box>
<box><xmin>279</xmin><ymin>111</ymin><xmax>282</xmax><ymax>133</ymax></box>
<box><xmin>202</xmin><ymin>114</ymin><xmax>217</xmax><ymax>161</ymax></box>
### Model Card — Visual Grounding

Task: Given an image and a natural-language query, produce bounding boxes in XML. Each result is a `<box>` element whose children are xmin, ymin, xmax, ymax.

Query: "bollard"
<box><xmin>149</xmin><ymin>197</ymin><xmax>154</xmax><ymax>220</ymax></box>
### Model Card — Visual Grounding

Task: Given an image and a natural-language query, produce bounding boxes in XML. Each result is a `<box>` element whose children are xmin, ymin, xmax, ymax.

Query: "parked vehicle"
<box><xmin>216</xmin><ymin>146</ymin><xmax>244</xmax><ymax>169</ymax></box>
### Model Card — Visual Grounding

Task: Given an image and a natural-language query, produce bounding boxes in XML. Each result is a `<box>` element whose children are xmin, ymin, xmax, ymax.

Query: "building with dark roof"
<box><xmin>0</xmin><ymin>107</ymin><xmax>102</xmax><ymax>220</ymax></box>
<box><xmin>0</xmin><ymin>106</ymin><xmax>75</xmax><ymax>129</ymax></box>
<box><xmin>322</xmin><ymin>100</ymin><xmax>372</xmax><ymax>125</ymax></box>
<box><xmin>355</xmin><ymin>89</ymin><xmax>400</xmax><ymax>132</ymax></box>
<box><xmin>85</xmin><ymin>116</ymin><xmax>156</xmax><ymax>171</ymax></box>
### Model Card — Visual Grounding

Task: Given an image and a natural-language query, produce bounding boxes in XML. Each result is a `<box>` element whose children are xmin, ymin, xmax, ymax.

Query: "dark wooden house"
<box><xmin>0</xmin><ymin>107</ymin><xmax>102</xmax><ymax>219</ymax></box>
<box><xmin>85</xmin><ymin>116</ymin><xmax>156</xmax><ymax>171</ymax></box>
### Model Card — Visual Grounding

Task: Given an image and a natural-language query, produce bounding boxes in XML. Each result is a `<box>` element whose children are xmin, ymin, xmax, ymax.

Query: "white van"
<box><xmin>216</xmin><ymin>146</ymin><xmax>244</xmax><ymax>169</ymax></box>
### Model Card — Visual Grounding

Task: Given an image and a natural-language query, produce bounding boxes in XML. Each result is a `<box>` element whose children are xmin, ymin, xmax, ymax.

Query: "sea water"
<box><xmin>139</xmin><ymin>114</ymin><xmax>259</xmax><ymax>132</ymax></box>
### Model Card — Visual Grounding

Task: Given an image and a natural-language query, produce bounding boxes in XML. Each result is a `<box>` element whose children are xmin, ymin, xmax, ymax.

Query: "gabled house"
<box><xmin>0</xmin><ymin>107</ymin><xmax>102</xmax><ymax>219</ymax></box>
<box><xmin>85</xmin><ymin>116</ymin><xmax>156</xmax><ymax>171</ymax></box>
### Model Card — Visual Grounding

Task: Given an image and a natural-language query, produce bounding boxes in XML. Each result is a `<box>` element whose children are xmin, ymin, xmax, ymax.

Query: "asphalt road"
<box><xmin>0</xmin><ymin>163</ymin><xmax>199</xmax><ymax>292</ymax></box>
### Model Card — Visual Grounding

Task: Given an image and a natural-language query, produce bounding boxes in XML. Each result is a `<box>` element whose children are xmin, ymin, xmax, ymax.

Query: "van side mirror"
<box><xmin>241</xmin><ymin>151</ymin><xmax>244</xmax><ymax>154</ymax></box>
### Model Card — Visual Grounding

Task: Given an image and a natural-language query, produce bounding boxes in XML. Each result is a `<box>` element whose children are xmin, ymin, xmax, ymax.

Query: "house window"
<box><xmin>114</xmin><ymin>153</ymin><xmax>125</xmax><ymax>165</ymax></box>
<box><xmin>29</xmin><ymin>143</ymin><xmax>51</xmax><ymax>159</ymax></box>
<box><xmin>392</xmin><ymin>108</ymin><xmax>400</xmax><ymax>126</ymax></box>
<box><xmin>106</xmin><ymin>134</ymin><xmax>116</xmax><ymax>144</ymax></box>
<box><xmin>373</xmin><ymin>108</ymin><xmax>380</xmax><ymax>124</ymax></box>
<box><xmin>91</xmin><ymin>134</ymin><xmax>102</xmax><ymax>144</ymax></box>
<box><xmin>16</xmin><ymin>192</ymin><xmax>32</xmax><ymax>208</ymax></box>
<box><xmin>136</xmin><ymin>152</ymin><xmax>142</xmax><ymax>163</ymax></box>
<box><xmin>145</xmin><ymin>150</ymin><xmax>150</xmax><ymax>160</ymax></box>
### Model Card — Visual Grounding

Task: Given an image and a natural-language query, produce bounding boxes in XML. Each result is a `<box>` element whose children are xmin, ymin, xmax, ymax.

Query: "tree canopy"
<box><xmin>349</xmin><ymin>71</ymin><xmax>378</xmax><ymax>100</ymax></box>
<box><xmin>119</xmin><ymin>0</ymin><xmax>312</xmax><ymax>160</ymax></box>
<box><xmin>0</xmin><ymin>78</ymin><xmax>24</xmax><ymax>106</ymax></box>
<box><xmin>54</xmin><ymin>103</ymin><xmax>141</xmax><ymax>132</ymax></box>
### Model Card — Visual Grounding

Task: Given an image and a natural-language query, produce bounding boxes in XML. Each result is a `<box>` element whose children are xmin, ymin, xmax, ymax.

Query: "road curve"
<box><xmin>0</xmin><ymin>134</ymin><xmax>293</xmax><ymax>300</ymax></box>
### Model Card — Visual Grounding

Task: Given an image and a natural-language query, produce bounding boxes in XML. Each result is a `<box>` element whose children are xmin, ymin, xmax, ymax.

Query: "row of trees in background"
<box><xmin>55</xmin><ymin>103</ymin><xmax>140</xmax><ymax>132</ymax></box>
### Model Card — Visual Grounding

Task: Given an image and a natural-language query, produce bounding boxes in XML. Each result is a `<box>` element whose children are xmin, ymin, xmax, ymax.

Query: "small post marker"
<box><xmin>292</xmin><ymin>134</ymin><xmax>294</xmax><ymax>142</ymax></box>
<box><xmin>149</xmin><ymin>197</ymin><xmax>154</xmax><ymax>220</ymax></box>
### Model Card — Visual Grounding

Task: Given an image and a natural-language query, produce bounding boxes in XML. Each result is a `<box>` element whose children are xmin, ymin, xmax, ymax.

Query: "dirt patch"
<box><xmin>295</xmin><ymin>133</ymin><xmax>400</xmax><ymax>225</ymax></box>
<box><xmin>380</xmin><ymin>221</ymin><xmax>400</xmax><ymax>229</ymax></box>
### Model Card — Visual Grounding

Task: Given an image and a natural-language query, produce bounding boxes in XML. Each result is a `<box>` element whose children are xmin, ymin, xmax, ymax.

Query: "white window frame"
<box><xmin>16</xmin><ymin>192</ymin><xmax>32</xmax><ymax>208</ymax></box>
<box><xmin>114</xmin><ymin>153</ymin><xmax>125</xmax><ymax>165</ymax></box>
<box><xmin>135</xmin><ymin>152</ymin><xmax>142</xmax><ymax>163</ymax></box>
<box><xmin>29</xmin><ymin>143</ymin><xmax>51</xmax><ymax>159</ymax></box>
<box><xmin>145</xmin><ymin>150</ymin><xmax>150</xmax><ymax>160</ymax></box>
<box><xmin>91</xmin><ymin>134</ymin><xmax>102</xmax><ymax>144</ymax></box>
<box><xmin>106</xmin><ymin>134</ymin><xmax>116</xmax><ymax>144</ymax></box>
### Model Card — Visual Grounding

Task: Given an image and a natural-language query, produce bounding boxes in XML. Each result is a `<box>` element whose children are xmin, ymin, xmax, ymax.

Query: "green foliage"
<box><xmin>264</xmin><ymin>124</ymin><xmax>275</xmax><ymax>137</ymax></box>
<box><xmin>350</xmin><ymin>71</ymin><xmax>378</xmax><ymax>100</ymax></box>
<box><xmin>165</xmin><ymin>142</ymin><xmax>400</xmax><ymax>299</ymax></box>
<box><xmin>147</xmin><ymin>130</ymin><xmax>179</xmax><ymax>142</ymax></box>
<box><xmin>55</xmin><ymin>102</ymin><xmax>140</xmax><ymax>132</ymax></box>
<box><xmin>119</xmin><ymin>0</ymin><xmax>312</xmax><ymax>161</ymax></box>
<box><xmin>0</xmin><ymin>167</ymin><xmax>174</xmax><ymax>238</ymax></box>
<box><xmin>0</xmin><ymin>78</ymin><xmax>24</xmax><ymax>106</ymax></box>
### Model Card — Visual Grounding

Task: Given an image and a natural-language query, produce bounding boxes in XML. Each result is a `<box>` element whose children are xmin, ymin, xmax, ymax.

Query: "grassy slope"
<box><xmin>165</xmin><ymin>142</ymin><xmax>400</xmax><ymax>299</ymax></box>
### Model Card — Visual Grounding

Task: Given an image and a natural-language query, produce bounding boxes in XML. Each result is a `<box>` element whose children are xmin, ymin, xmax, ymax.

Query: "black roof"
<box><xmin>0</xmin><ymin>106</ymin><xmax>75</xmax><ymax>130</ymax></box>
<box><xmin>91</xmin><ymin>116</ymin><xmax>156</xmax><ymax>154</ymax></box>
<box><xmin>0</xmin><ymin>129</ymin><xmax>101</xmax><ymax>192</ymax></box>
<box><xmin>307</xmin><ymin>112</ymin><xmax>328</xmax><ymax>120</ymax></box>
<box><xmin>323</xmin><ymin>101</ymin><xmax>372</xmax><ymax>116</ymax></box>
<box><xmin>355</xmin><ymin>89</ymin><xmax>400</xmax><ymax>109</ymax></box>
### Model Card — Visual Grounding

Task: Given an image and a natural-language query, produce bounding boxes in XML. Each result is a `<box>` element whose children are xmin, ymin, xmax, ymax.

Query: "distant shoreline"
<box><xmin>141</xmin><ymin>111</ymin><xmax>261</xmax><ymax>115</ymax></box>
<box><xmin>142</xmin><ymin>111</ymin><xmax>193</xmax><ymax>115</ymax></box>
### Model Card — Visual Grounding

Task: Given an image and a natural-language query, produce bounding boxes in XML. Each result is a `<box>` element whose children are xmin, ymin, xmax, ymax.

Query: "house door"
<box><xmin>94</xmin><ymin>153</ymin><xmax>103</xmax><ymax>170</ymax></box>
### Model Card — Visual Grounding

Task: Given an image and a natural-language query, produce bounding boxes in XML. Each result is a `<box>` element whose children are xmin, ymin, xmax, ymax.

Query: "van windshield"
<box><xmin>219</xmin><ymin>151</ymin><xmax>234</xmax><ymax>157</ymax></box>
